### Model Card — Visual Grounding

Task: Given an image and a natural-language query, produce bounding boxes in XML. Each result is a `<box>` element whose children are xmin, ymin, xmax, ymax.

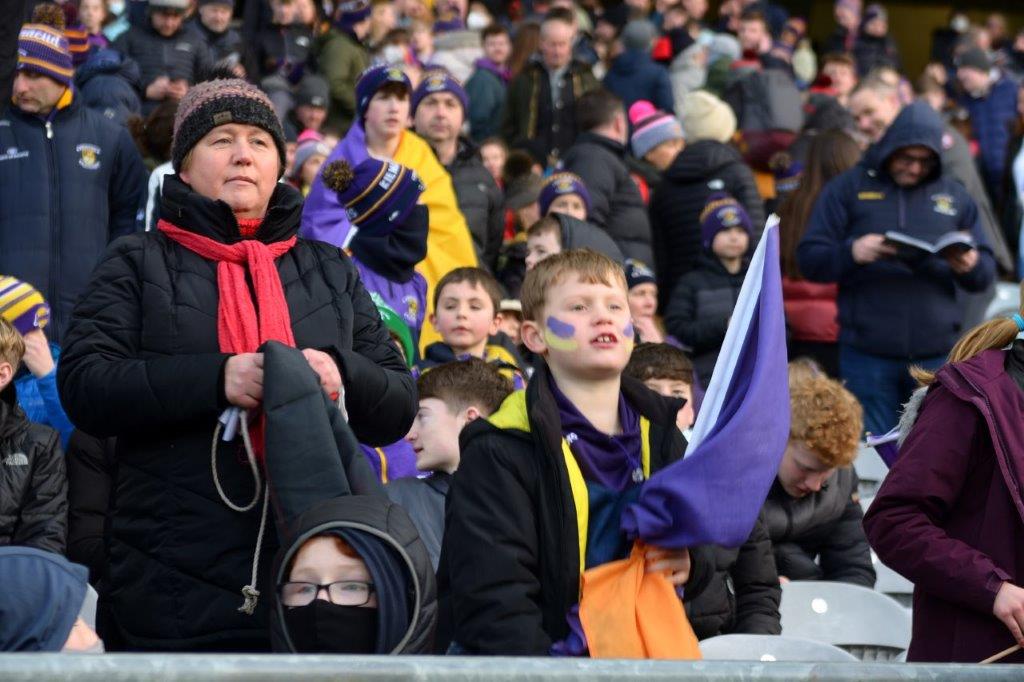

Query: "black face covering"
<box><xmin>283</xmin><ymin>600</ymin><xmax>379</xmax><ymax>653</ymax></box>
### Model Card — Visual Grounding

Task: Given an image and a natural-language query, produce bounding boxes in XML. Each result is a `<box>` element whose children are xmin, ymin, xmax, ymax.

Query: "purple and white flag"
<box><xmin>622</xmin><ymin>216</ymin><xmax>790</xmax><ymax>548</ymax></box>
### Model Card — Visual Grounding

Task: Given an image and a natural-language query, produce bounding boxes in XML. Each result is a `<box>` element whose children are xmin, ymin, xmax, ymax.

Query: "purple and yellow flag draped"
<box><xmin>621</xmin><ymin>216</ymin><xmax>791</xmax><ymax>549</ymax></box>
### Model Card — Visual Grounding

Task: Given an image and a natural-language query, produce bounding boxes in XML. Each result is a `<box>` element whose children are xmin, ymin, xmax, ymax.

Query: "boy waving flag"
<box><xmin>580</xmin><ymin>217</ymin><xmax>791</xmax><ymax>658</ymax></box>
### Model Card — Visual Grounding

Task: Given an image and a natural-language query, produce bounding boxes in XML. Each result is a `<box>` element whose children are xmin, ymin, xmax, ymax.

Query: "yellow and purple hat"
<box><xmin>0</xmin><ymin>276</ymin><xmax>50</xmax><ymax>336</ymax></box>
<box><xmin>17</xmin><ymin>22</ymin><xmax>73</xmax><ymax>87</ymax></box>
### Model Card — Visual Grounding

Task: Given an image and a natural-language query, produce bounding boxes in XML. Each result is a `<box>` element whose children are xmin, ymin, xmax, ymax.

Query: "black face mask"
<box><xmin>283</xmin><ymin>600</ymin><xmax>379</xmax><ymax>654</ymax></box>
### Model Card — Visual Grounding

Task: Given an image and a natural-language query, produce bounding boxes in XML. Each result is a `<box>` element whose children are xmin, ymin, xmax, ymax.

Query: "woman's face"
<box><xmin>180</xmin><ymin>123</ymin><xmax>280</xmax><ymax>220</ymax></box>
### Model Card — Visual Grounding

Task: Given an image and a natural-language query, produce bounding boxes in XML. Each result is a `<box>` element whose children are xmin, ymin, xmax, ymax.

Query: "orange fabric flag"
<box><xmin>578</xmin><ymin>542</ymin><xmax>702</xmax><ymax>659</ymax></box>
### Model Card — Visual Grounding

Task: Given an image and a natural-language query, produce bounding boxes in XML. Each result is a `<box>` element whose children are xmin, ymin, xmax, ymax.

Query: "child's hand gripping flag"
<box><xmin>578</xmin><ymin>217</ymin><xmax>791</xmax><ymax>658</ymax></box>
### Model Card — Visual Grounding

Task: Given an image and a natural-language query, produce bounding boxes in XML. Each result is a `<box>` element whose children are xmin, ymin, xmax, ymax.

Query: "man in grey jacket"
<box><xmin>412</xmin><ymin>70</ymin><xmax>504</xmax><ymax>273</ymax></box>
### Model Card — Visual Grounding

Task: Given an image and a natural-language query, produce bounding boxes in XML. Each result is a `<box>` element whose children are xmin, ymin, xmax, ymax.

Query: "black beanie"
<box><xmin>171</xmin><ymin>77</ymin><xmax>288</xmax><ymax>176</ymax></box>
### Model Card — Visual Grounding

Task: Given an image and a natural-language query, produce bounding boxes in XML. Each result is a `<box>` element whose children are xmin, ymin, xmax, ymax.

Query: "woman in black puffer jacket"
<box><xmin>57</xmin><ymin>77</ymin><xmax>415</xmax><ymax>652</ymax></box>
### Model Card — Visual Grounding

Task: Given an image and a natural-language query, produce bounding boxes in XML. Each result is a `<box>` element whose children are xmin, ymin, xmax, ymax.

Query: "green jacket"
<box><xmin>318</xmin><ymin>28</ymin><xmax>369</xmax><ymax>133</ymax></box>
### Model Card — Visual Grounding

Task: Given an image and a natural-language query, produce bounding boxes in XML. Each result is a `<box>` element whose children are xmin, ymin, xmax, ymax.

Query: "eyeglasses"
<box><xmin>891</xmin><ymin>151</ymin><xmax>936</xmax><ymax>170</ymax></box>
<box><xmin>279</xmin><ymin>581</ymin><xmax>376</xmax><ymax>607</ymax></box>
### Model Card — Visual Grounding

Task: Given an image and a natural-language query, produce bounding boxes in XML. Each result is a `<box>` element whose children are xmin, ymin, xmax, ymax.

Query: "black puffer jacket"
<box><xmin>664</xmin><ymin>252</ymin><xmax>745</xmax><ymax>384</ymax></box>
<box><xmin>649</xmin><ymin>140</ymin><xmax>765</xmax><ymax>311</ymax></box>
<box><xmin>57</xmin><ymin>176</ymin><xmax>416</xmax><ymax>651</ymax></box>
<box><xmin>763</xmin><ymin>468</ymin><xmax>876</xmax><ymax>587</ymax></box>
<box><xmin>561</xmin><ymin>132</ymin><xmax>653</xmax><ymax>264</ymax></box>
<box><xmin>447</xmin><ymin>138</ymin><xmax>504</xmax><ymax>273</ymax></box>
<box><xmin>686</xmin><ymin>511</ymin><xmax>781</xmax><ymax>640</ymax></box>
<box><xmin>114</xmin><ymin>23</ymin><xmax>211</xmax><ymax>105</ymax></box>
<box><xmin>0</xmin><ymin>385</ymin><xmax>66</xmax><ymax>555</ymax></box>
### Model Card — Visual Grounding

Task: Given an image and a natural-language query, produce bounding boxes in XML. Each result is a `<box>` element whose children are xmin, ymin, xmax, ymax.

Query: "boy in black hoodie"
<box><xmin>665</xmin><ymin>192</ymin><xmax>751</xmax><ymax>384</ymax></box>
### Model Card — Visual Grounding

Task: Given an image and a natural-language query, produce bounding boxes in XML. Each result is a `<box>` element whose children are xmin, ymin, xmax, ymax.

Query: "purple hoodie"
<box><xmin>354</xmin><ymin>259</ymin><xmax>427</xmax><ymax>346</ymax></box>
<box><xmin>864</xmin><ymin>347</ymin><xmax>1024</xmax><ymax>664</ymax></box>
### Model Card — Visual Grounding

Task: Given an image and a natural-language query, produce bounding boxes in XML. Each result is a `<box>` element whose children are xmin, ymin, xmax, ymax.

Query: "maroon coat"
<box><xmin>863</xmin><ymin>348</ymin><xmax>1024</xmax><ymax>663</ymax></box>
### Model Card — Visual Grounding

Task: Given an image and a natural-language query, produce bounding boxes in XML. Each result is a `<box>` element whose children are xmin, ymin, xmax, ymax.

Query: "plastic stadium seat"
<box><xmin>780</xmin><ymin>581</ymin><xmax>910</xmax><ymax>661</ymax></box>
<box><xmin>699</xmin><ymin>634</ymin><xmax>860</xmax><ymax>662</ymax></box>
<box><xmin>854</xmin><ymin>445</ymin><xmax>888</xmax><ymax>498</ymax></box>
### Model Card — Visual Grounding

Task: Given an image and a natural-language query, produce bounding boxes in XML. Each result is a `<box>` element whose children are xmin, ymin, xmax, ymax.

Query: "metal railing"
<box><xmin>0</xmin><ymin>655</ymin><xmax>1019</xmax><ymax>681</ymax></box>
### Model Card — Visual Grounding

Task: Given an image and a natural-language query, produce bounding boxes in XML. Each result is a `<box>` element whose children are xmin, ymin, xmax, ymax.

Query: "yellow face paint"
<box><xmin>544</xmin><ymin>316</ymin><xmax>579</xmax><ymax>351</ymax></box>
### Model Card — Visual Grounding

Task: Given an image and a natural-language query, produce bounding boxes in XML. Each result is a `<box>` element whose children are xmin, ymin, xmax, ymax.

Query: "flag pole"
<box><xmin>979</xmin><ymin>643</ymin><xmax>1021</xmax><ymax>664</ymax></box>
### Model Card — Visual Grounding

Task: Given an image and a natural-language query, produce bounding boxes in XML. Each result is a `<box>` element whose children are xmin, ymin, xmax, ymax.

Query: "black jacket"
<box><xmin>686</xmin><ymin>511</ymin><xmax>781</xmax><ymax>640</ymax></box>
<box><xmin>562</xmin><ymin>132</ymin><xmax>653</xmax><ymax>264</ymax></box>
<box><xmin>0</xmin><ymin>95</ymin><xmax>148</xmax><ymax>344</ymax></box>
<box><xmin>65</xmin><ymin>430</ymin><xmax>116</xmax><ymax>585</ymax></box>
<box><xmin>649</xmin><ymin>140</ymin><xmax>765</xmax><ymax>311</ymax></box>
<box><xmin>187</xmin><ymin>19</ymin><xmax>247</xmax><ymax>69</ymax></box>
<box><xmin>0</xmin><ymin>385</ymin><xmax>66</xmax><ymax>555</ymax></box>
<box><xmin>446</xmin><ymin>139</ymin><xmax>504</xmax><ymax>273</ymax></box>
<box><xmin>764</xmin><ymin>468</ymin><xmax>876</xmax><ymax>587</ymax></box>
<box><xmin>57</xmin><ymin>176</ymin><xmax>416</xmax><ymax>651</ymax></box>
<box><xmin>664</xmin><ymin>252</ymin><xmax>746</xmax><ymax>384</ymax></box>
<box><xmin>437</xmin><ymin>362</ymin><xmax>714</xmax><ymax>654</ymax></box>
<box><xmin>115</xmin><ymin>23</ymin><xmax>211</xmax><ymax>107</ymax></box>
<box><xmin>502</xmin><ymin>57</ymin><xmax>599</xmax><ymax>165</ymax></box>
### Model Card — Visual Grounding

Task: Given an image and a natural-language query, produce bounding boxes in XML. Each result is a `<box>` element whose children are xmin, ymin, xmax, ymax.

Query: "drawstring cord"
<box><xmin>212</xmin><ymin>409</ymin><xmax>269</xmax><ymax>615</ymax></box>
<box><xmin>210</xmin><ymin>385</ymin><xmax>347</xmax><ymax>616</ymax></box>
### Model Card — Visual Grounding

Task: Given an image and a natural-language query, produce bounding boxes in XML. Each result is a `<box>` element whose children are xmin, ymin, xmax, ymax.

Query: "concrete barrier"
<box><xmin>0</xmin><ymin>655</ymin><xmax>1019</xmax><ymax>681</ymax></box>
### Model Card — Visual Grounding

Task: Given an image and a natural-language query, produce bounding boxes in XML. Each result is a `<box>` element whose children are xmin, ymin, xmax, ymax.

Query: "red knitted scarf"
<box><xmin>158</xmin><ymin>219</ymin><xmax>297</xmax><ymax>458</ymax></box>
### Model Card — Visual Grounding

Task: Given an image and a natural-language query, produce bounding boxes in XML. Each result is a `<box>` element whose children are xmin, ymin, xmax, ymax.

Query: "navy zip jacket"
<box><xmin>797</xmin><ymin>101</ymin><xmax>995</xmax><ymax>360</ymax></box>
<box><xmin>0</xmin><ymin>94</ymin><xmax>147</xmax><ymax>343</ymax></box>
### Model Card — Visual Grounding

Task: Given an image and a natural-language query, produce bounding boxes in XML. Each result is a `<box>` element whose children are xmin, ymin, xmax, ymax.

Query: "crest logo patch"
<box><xmin>76</xmin><ymin>143</ymin><xmax>101</xmax><ymax>170</ymax></box>
<box><xmin>931</xmin><ymin>193</ymin><xmax>957</xmax><ymax>217</ymax></box>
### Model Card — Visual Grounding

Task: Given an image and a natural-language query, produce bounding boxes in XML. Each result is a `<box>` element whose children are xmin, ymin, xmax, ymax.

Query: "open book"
<box><xmin>884</xmin><ymin>230</ymin><xmax>975</xmax><ymax>259</ymax></box>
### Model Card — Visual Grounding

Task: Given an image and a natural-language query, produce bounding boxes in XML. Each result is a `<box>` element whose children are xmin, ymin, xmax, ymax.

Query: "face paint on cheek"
<box><xmin>543</xmin><ymin>315</ymin><xmax>579</xmax><ymax>351</ymax></box>
<box><xmin>623</xmin><ymin>321</ymin><xmax>636</xmax><ymax>349</ymax></box>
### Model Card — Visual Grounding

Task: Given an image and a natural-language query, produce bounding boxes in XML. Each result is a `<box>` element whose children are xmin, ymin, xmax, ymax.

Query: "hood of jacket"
<box><xmin>862</xmin><ymin>100</ymin><xmax>944</xmax><ymax>183</ymax></box>
<box><xmin>75</xmin><ymin>48</ymin><xmax>141</xmax><ymax>90</ymax></box>
<box><xmin>663</xmin><ymin>139</ymin><xmax>745</xmax><ymax>183</ymax></box>
<box><xmin>160</xmin><ymin>174</ymin><xmax>304</xmax><ymax>244</ymax></box>
<box><xmin>258</xmin><ymin>341</ymin><xmax>436</xmax><ymax>654</ymax></box>
<box><xmin>933</xmin><ymin>344</ymin><xmax>1024</xmax><ymax>526</ymax></box>
<box><xmin>269</xmin><ymin>496</ymin><xmax>437</xmax><ymax>654</ymax></box>
<box><xmin>349</xmin><ymin>204</ymin><xmax>429</xmax><ymax>282</ymax></box>
<box><xmin>0</xmin><ymin>547</ymin><xmax>88</xmax><ymax>651</ymax></box>
<box><xmin>554</xmin><ymin>212</ymin><xmax>624</xmax><ymax>263</ymax></box>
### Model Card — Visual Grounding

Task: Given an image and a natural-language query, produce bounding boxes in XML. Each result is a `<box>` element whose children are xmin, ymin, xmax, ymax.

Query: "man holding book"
<box><xmin>797</xmin><ymin>101</ymin><xmax>995</xmax><ymax>435</ymax></box>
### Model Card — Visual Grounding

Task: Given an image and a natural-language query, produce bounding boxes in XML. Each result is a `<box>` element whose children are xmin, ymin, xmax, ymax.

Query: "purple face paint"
<box><xmin>623</xmin><ymin>321</ymin><xmax>635</xmax><ymax>338</ymax></box>
<box><xmin>547</xmin><ymin>316</ymin><xmax>575</xmax><ymax>338</ymax></box>
<box><xmin>544</xmin><ymin>316</ymin><xmax>578</xmax><ymax>351</ymax></box>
